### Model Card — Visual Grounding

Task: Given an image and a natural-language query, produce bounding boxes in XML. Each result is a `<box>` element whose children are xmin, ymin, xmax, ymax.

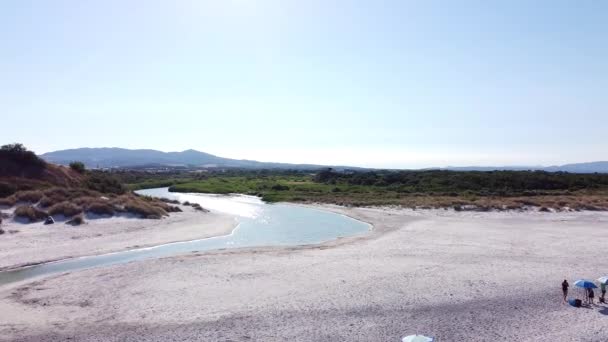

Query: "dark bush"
<box><xmin>69</xmin><ymin>161</ymin><xmax>86</xmax><ymax>174</ymax></box>
<box><xmin>14</xmin><ymin>205</ymin><xmax>48</xmax><ymax>222</ymax></box>
<box><xmin>313</xmin><ymin>169</ymin><xmax>608</xmax><ymax>194</ymax></box>
<box><xmin>0</xmin><ymin>182</ymin><xmax>16</xmax><ymax>198</ymax></box>
<box><xmin>85</xmin><ymin>172</ymin><xmax>126</xmax><ymax>194</ymax></box>
<box><xmin>0</xmin><ymin>143</ymin><xmax>46</xmax><ymax>178</ymax></box>
<box><xmin>271</xmin><ymin>184</ymin><xmax>290</xmax><ymax>191</ymax></box>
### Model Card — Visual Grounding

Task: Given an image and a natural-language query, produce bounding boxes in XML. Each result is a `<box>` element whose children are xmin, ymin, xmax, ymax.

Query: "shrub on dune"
<box><xmin>152</xmin><ymin>200</ymin><xmax>182</xmax><ymax>213</ymax></box>
<box><xmin>13</xmin><ymin>190</ymin><xmax>44</xmax><ymax>204</ymax></box>
<box><xmin>66</xmin><ymin>214</ymin><xmax>85</xmax><ymax>226</ymax></box>
<box><xmin>0</xmin><ymin>182</ymin><xmax>16</xmax><ymax>198</ymax></box>
<box><xmin>0</xmin><ymin>197</ymin><xmax>16</xmax><ymax>207</ymax></box>
<box><xmin>72</xmin><ymin>196</ymin><xmax>100</xmax><ymax>206</ymax></box>
<box><xmin>85</xmin><ymin>172</ymin><xmax>126</xmax><ymax>194</ymax></box>
<box><xmin>39</xmin><ymin>190</ymin><xmax>69</xmax><ymax>207</ymax></box>
<box><xmin>159</xmin><ymin>197</ymin><xmax>180</xmax><ymax>204</ymax></box>
<box><xmin>191</xmin><ymin>203</ymin><xmax>208</xmax><ymax>212</ymax></box>
<box><xmin>14</xmin><ymin>205</ymin><xmax>48</xmax><ymax>222</ymax></box>
<box><xmin>39</xmin><ymin>196</ymin><xmax>57</xmax><ymax>208</ymax></box>
<box><xmin>124</xmin><ymin>201</ymin><xmax>167</xmax><ymax>218</ymax></box>
<box><xmin>85</xmin><ymin>202</ymin><xmax>115</xmax><ymax>216</ymax></box>
<box><xmin>69</xmin><ymin>161</ymin><xmax>86</xmax><ymax>174</ymax></box>
<box><xmin>48</xmin><ymin>202</ymin><xmax>83</xmax><ymax>217</ymax></box>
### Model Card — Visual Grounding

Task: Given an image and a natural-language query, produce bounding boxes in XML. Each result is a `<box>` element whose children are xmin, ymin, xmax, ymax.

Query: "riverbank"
<box><xmin>0</xmin><ymin>205</ymin><xmax>237</xmax><ymax>271</ymax></box>
<box><xmin>1</xmin><ymin>207</ymin><xmax>608</xmax><ymax>341</ymax></box>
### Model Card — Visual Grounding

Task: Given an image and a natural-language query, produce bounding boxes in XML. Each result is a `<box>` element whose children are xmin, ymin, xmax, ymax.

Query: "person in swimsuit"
<box><xmin>562</xmin><ymin>280</ymin><xmax>569</xmax><ymax>302</ymax></box>
<box><xmin>589</xmin><ymin>288</ymin><xmax>595</xmax><ymax>305</ymax></box>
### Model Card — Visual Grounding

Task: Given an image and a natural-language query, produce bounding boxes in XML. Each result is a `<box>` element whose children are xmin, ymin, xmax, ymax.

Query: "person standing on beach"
<box><xmin>589</xmin><ymin>288</ymin><xmax>595</xmax><ymax>305</ymax></box>
<box><xmin>601</xmin><ymin>283</ymin><xmax>606</xmax><ymax>303</ymax></box>
<box><xmin>562</xmin><ymin>280</ymin><xmax>569</xmax><ymax>302</ymax></box>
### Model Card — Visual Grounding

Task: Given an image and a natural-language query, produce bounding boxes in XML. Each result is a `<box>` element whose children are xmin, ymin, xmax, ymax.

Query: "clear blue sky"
<box><xmin>1</xmin><ymin>1</ymin><xmax>606</xmax><ymax>168</ymax></box>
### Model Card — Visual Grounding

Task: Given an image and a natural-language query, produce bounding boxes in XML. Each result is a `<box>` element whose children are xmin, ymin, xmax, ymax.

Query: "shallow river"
<box><xmin>0</xmin><ymin>188</ymin><xmax>370</xmax><ymax>286</ymax></box>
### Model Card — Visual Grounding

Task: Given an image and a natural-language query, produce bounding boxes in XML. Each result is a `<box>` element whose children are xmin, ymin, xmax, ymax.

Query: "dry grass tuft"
<box><xmin>0</xmin><ymin>197</ymin><xmax>15</xmax><ymax>207</ymax></box>
<box><xmin>14</xmin><ymin>205</ymin><xmax>48</xmax><ymax>222</ymax></box>
<box><xmin>191</xmin><ymin>203</ymin><xmax>208</xmax><ymax>212</ymax></box>
<box><xmin>159</xmin><ymin>197</ymin><xmax>181</xmax><ymax>204</ymax></box>
<box><xmin>85</xmin><ymin>201</ymin><xmax>115</xmax><ymax>216</ymax></box>
<box><xmin>124</xmin><ymin>201</ymin><xmax>167</xmax><ymax>218</ymax></box>
<box><xmin>48</xmin><ymin>201</ymin><xmax>83</xmax><ymax>217</ymax></box>
<box><xmin>66</xmin><ymin>214</ymin><xmax>85</xmax><ymax>226</ymax></box>
<box><xmin>13</xmin><ymin>190</ymin><xmax>43</xmax><ymax>203</ymax></box>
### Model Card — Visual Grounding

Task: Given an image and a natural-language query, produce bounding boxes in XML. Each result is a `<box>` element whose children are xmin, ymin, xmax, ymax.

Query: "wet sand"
<box><xmin>1</xmin><ymin>207</ymin><xmax>608</xmax><ymax>341</ymax></box>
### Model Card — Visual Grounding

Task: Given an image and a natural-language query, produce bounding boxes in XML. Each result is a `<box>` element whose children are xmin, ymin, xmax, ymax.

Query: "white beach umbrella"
<box><xmin>598</xmin><ymin>276</ymin><xmax>608</xmax><ymax>285</ymax></box>
<box><xmin>402</xmin><ymin>335</ymin><xmax>434</xmax><ymax>342</ymax></box>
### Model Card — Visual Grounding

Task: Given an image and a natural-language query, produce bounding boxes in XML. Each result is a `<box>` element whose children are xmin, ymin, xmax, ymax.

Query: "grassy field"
<box><xmin>165</xmin><ymin>173</ymin><xmax>608</xmax><ymax>211</ymax></box>
<box><xmin>169</xmin><ymin>175</ymin><xmax>329</xmax><ymax>202</ymax></box>
<box><xmin>126</xmin><ymin>178</ymin><xmax>195</xmax><ymax>191</ymax></box>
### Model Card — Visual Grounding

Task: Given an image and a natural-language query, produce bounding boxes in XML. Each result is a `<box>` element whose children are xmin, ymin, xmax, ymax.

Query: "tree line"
<box><xmin>313</xmin><ymin>169</ymin><xmax>608</xmax><ymax>195</ymax></box>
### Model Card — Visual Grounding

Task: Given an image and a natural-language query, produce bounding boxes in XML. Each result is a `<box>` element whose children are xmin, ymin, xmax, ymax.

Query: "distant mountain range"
<box><xmin>444</xmin><ymin>162</ymin><xmax>608</xmax><ymax>173</ymax></box>
<box><xmin>40</xmin><ymin>148</ymin><xmax>608</xmax><ymax>173</ymax></box>
<box><xmin>40</xmin><ymin>148</ymin><xmax>336</xmax><ymax>170</ymax></box>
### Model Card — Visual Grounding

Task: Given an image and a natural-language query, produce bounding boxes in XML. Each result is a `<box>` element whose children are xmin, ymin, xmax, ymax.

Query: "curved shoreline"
<box><xmin>0</xmin><ymin>205</ymin><xmax>376</xmax><ymax>275</ymax></box>
<box><xmin>0</xmin><ymin>222</ymin><xmax>244</xmax><ymax>273</ymax></box>
<box><xmin>0</xmin><ymin>208</ymin><xmax>239</xmax><ymax>272</ymax></box>
<box><xmin>6</xmin><ymin>198</ymin><xmax>606</xmax><ymax>279</ymax></box>
<box><xmin>0</xmin><ymin>202</ymin><xmax>375</xmax><ymax>287</ymax></box>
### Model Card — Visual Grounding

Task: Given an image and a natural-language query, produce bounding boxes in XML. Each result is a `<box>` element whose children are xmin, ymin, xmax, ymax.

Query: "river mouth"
<box><xmin>0</xmin><ymin>188</ymin><xmax>370</xmax><ymax>286</ymax></box>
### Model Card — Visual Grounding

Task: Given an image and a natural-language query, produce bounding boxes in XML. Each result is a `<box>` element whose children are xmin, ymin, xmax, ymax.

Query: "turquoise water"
<box><xmin>0</xmin><ymin>188</ymin><xmax>370</xmax><ymax>286</ymax></box>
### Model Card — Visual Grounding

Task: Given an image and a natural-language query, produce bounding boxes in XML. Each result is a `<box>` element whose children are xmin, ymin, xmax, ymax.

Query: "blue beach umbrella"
<box><xmin>574</xmin><ymin>279</ymin><xmax>598</xmax><ymax>289</ymax></box>
<box><xmin>402</xmin><ymin>335</ymin><xmax>434</xmax><ymax>342</ymax></box>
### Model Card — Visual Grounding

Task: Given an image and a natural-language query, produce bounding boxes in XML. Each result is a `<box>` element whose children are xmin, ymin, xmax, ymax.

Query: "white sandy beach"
<box><xmin>1</xmin><ymin>207</ymin><xmax>608</xmax><ymax>341</ymax></box>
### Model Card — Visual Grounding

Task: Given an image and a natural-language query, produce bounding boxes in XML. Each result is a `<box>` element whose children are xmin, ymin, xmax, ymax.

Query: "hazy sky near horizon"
<box><xmin>1</xmin><ymin>1</ymin><xmax>606</xmax><ymax>168</ymax></box>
